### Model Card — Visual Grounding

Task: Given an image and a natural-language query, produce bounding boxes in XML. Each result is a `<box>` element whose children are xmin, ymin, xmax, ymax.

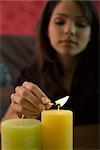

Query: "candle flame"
<box><xmin>55</xmin><ymin>96</ymin><xmax>69</xmax><ymax>108</ymax></box>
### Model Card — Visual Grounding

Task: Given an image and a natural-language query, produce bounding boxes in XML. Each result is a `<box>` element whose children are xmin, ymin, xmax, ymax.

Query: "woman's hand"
<box><xmin>10</xmin><ymin>81</ymin><xmax>52</xmax><ymax>118</ymax></box>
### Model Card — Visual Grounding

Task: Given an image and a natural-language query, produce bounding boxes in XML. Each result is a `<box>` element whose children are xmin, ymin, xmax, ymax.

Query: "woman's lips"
<box><xmin>60</xmin><ymin>40</ymin><xmax>77</xmax><ymax>45</ymax></box>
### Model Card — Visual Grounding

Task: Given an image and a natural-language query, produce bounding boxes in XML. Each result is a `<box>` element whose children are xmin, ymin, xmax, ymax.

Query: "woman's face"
<box><xmin>48</xmin><ymin>0</ymin><xmax>91</xmax><ymax>56</ymax></box>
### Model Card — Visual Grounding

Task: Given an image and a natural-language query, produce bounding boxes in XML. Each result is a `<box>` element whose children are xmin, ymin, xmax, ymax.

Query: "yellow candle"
<box><xmin>1</xmin><ymin>119</ymin><xmax>42</xmax><ymax>150</ymax></box>
<box><xmin>41</xmin><ymin>110</ymin><xmax>73</xmax><ymax>150</ymax></box>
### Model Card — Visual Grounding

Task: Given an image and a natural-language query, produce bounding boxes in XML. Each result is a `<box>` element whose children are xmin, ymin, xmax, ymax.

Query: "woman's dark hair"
<box><xmin>35</xmin><ymin>1</ymin><xmax>61</xmax><ymax>68</ymax></box>
<box><xmin>33</xmin><ymin>0</ymin><xmax>99</xmax><ymax>97</ymax></box>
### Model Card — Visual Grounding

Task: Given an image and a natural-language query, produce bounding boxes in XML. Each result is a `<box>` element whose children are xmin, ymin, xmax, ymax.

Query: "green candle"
<box><xmin>1</xmin><ymin>119</ymin><xmax>42</xmax><ymax>150</ymax></box>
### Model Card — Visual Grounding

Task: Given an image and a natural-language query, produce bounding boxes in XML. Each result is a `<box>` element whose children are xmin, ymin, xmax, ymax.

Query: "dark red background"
<box><xmin>0</xmin><ymin>1</ymin><xmax>46</xmax><ymax>36</ymax></box>
<box><xmin>0</xmin><ymin>0</ymin><xmax>99</xmax><ymax>37</ymax></box>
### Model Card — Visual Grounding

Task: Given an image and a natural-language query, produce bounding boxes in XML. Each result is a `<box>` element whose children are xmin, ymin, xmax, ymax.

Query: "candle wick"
<box><xmin>21</xmin><ymin>114</ymin><xmax>24</xmax><ymax>125</ymax></box>
<box><xmin>22</xmin><ymin>114</ymin><xmax>24</xmax><ymax>119</ymax></box>
<box><xmin>57</xmin><ymin>104</ymin><xmax>60</xmax><ymax>110</ymax></box>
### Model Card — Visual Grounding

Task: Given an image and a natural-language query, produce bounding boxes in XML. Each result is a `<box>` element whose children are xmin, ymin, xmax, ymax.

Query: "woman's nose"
<box><xmin>64</xmin><ymin>20</ymin><xmax>76</xmax><ymax>35</ymax></box>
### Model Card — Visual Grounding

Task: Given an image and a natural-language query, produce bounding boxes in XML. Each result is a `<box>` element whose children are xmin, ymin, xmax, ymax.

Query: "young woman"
<box><xmin>2</xmin><ymin>0</ymin><xmax>99</xmax><ymax>126</ymax></box>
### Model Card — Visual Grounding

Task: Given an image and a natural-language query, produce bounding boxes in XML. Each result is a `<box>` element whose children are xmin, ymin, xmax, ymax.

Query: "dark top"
<box><xmin>16</xmin><ymin>53</ymin><xmax>99</xmax><ymax>126</ymax></box>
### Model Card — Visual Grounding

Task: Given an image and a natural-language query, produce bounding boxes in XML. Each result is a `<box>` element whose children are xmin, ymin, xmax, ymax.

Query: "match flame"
<box><xmin>55</xmin><ymin>96</ymin><xmax>69</xmax><ymax>108</ymax></box>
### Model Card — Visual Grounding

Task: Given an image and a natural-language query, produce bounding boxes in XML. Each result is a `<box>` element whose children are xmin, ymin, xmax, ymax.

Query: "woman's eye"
<box><xmin>75</xmin><ymin>18</ymin><xmax>89</xmax><ymax>28</ymax></box>
<box><xmin>54</xmin><ymin>18</ymin><xmax>65</xmax><ymax>25</ymax></box>
<box><xmin>76</xmin><ymin>23</ymin><xmax>88</xmax><ymax>28</ymax></box>
<box><xmin>55</xmin><ymin>21</ymin><xmax>64</xmax><ymax>25</ymax></box>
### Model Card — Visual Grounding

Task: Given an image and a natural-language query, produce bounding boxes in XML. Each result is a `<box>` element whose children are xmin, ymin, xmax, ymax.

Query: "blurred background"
<box><xmin>0</xmin><ymin>0</ymin><xmax>99</xmax><ymax>119</ymax></box>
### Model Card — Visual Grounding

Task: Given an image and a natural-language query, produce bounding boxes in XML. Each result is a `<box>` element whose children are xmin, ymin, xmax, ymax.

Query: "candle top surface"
<box><xmin>42</xmin><ymin>109</ymin><xmax>72</xmax><ymax>116</ymax></box>
<box><xmin>1</xmin><ymin>119</ymin><xmax>41</xmax><ymax>127</ymax></box>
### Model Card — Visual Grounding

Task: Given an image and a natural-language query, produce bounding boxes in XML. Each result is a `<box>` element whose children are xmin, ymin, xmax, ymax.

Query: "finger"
<box><xmin>22</xmin><ymin>81</ymin><xmax>51</xmax><ymax>103</ymax></box>
<box><xmin>41</xmin><ymin>97</ymin><xmax>54</xmax><ymax>109</ymax></box>
<box><xmin>41</xmin><ymin>97</ymin><xmax>51</xmax><ymax>104</ymax></box>
<box><xmin>11</xmin><ymin>93</ymin><xmax>45</xmax><ymax>113</ymax></box>
<box><xmin>10</xmin><ymin>100</ymin><xmax>39</xmax><ymax>118</ymax></box>
<box><xmin>15</xmin><ymin>86</ymin><xmax>21</xmax><ymax>92</ymax></box>
<box><xmin>23</xmin><ymin>81</ymin><xmax>53</xmax><ymax>109</ymax></box>
<box><xmin>10</xmin><ymin>101</ymin><xmax>22</xmax><ymax>117</ymax></box>
<box><xmin>15</xmin><ymin>86</ymin><xmax>45</xmax><ymax>110</ymax></box>
<box><xmin>45</xmin><ymin>103</ymin><xmax>54</xmax><ymax>109</ymax></box>
<box><xmin>11</xmin><ymin>93</ymin><xmax>39</xmax><ymax>112</ymax></box>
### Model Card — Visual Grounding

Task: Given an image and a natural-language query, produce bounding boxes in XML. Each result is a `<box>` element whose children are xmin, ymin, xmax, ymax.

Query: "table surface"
<box><xmin>0</xmin><ymin>124</ymin><xmax>100</xmax><ymax>150</ymax></box>
<box><xmin>74</xmin><ymin>124</ymin><xmax>100</xmax><ymax>150</ymax></box>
